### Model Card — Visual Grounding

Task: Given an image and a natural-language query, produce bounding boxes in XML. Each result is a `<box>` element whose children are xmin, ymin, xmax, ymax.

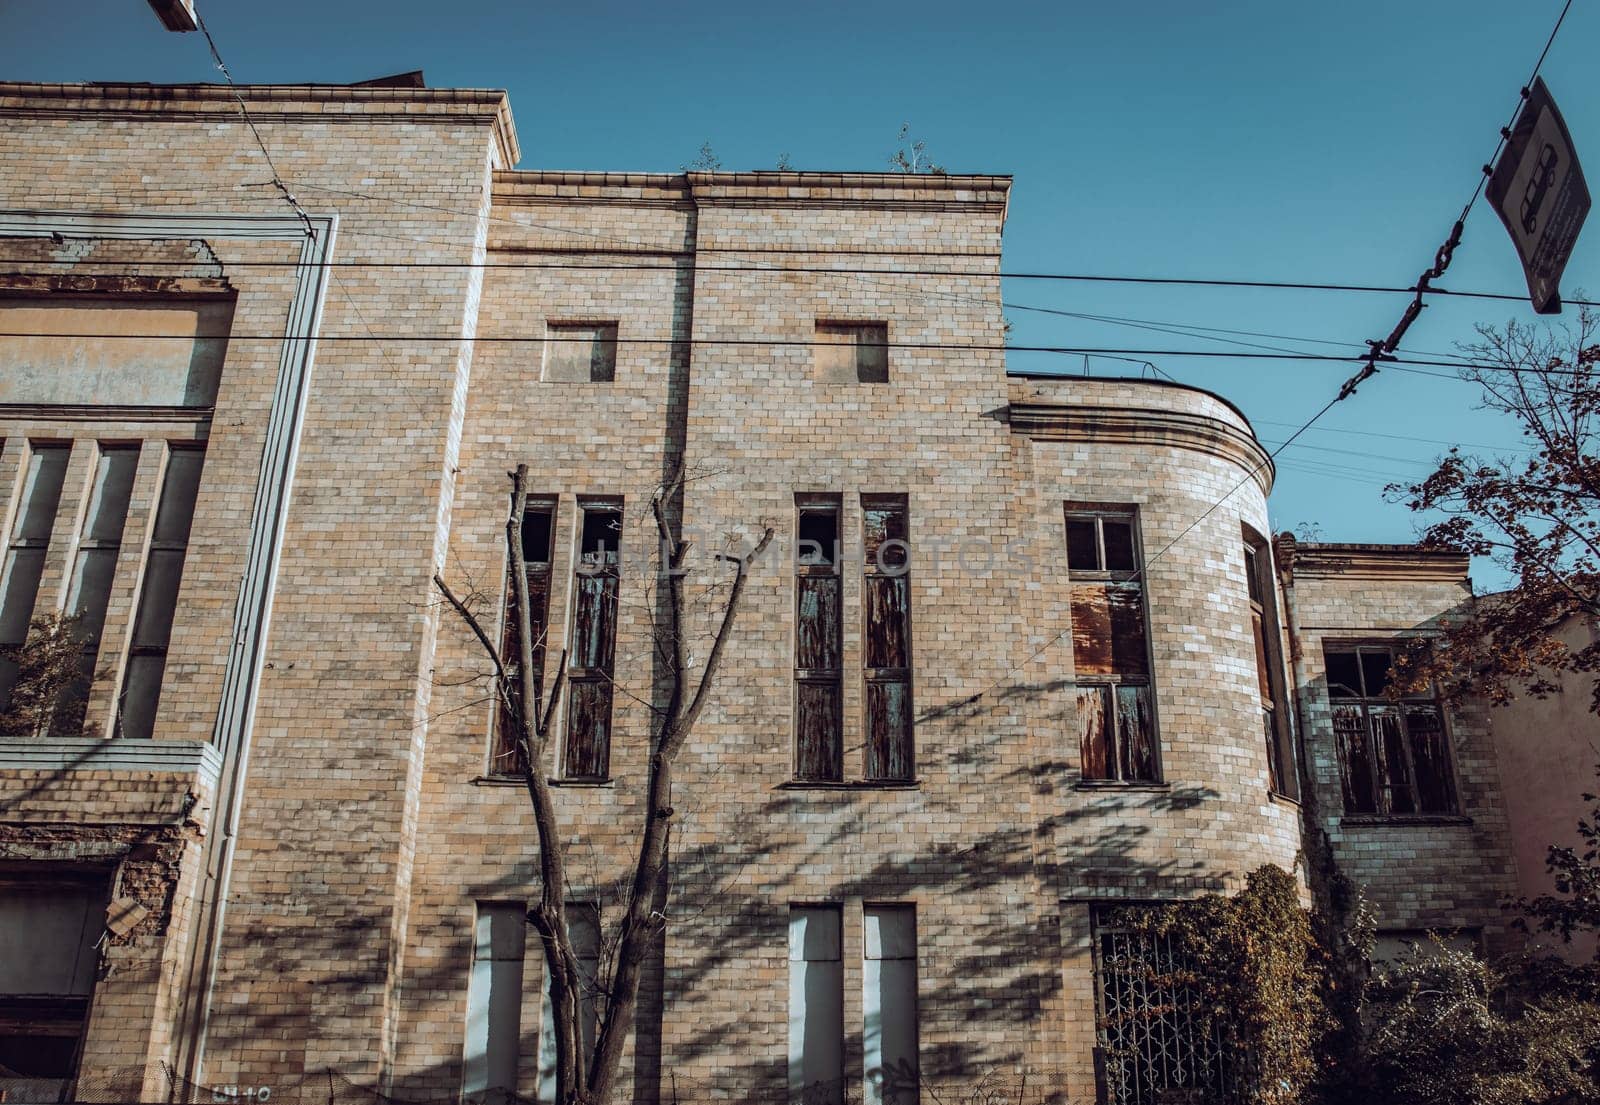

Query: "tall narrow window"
<box><xmin>862</xmin><ymin>497</ymin><xmax>913</xmax><ymax>781</ymax></box>
<box><xmin>1325</xmin><ymin>644</ymin><xmax>1456</xmax><ymax>815</ymax></box>
<box><xmin>536</xmin><ymin>905</ymin><xmax>601</xmax><ymax>1104</ymax></box>
<box><xmin>493</xmin><ymin>501</ymin><xmax>555</xmax><ymax>774</ymax></box>
<box><xmin>863</xmin><ymin>905</ymin><xmax>918</xmax><ymax>1105</ymax></box>
<box><xmin>788</xmin><ymin>905</ymin><xmax>844</xmax><ymax>1105</ymax></box>
<box><xmin>1066</xmin><ymin>506</ymin><xmax>1159</xmax><ymax>782</ymax></box>
<box><xmin>52</xmin><ymin>445</ymin><xmax>139</xmax><ymax>735</ymax></box>
<box><xmin>1093</xmin><ymin>906</ymin><xmax>1236</xmax><ymax>1104</ymax></box>
<box><xmin>543</xmin><ymin>322</ymin><xmax>618</xmax><ymax>382</ymax></box>
<box><xmin>462</xmin><ymin>902</ymin><xmax>525</xmax><ymax>1105</ymax></box>
<box><xmin>815</xmin><ymin>322</ymin><xmax>889</xmax><ymax>383</ymax></box>
<box><xmin>1244</xmin><ymin>538</ymin><xmax>1298</xmax><ymax>800</ymax></box>
<box><xmin>565</xmin><ymin>502</ymin><xmax>620</xmax><ymax>779</ymax></box>
<box><xmin>795</xmin><ymin>497</ymin><xmax>842</xmax><ymax>782</ymax></box>
<box><xmin>116</xmin><ymin>445</ymin><xmax>204</xmax><ymax>740</ymax></box>
<box><xmin>0</xmin><ymin>443</ymin><xmax>70</xmax><ymax>722</ymax></box>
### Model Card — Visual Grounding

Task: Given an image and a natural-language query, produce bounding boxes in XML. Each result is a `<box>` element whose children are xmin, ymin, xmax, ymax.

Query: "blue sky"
<box><xmin>3</xmin><ymin>0</ymin><xmax>1596</xmax><ymax>588</ymax></box>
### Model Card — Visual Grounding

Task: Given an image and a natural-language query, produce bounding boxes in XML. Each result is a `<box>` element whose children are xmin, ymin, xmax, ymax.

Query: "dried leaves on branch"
<box><xmin>0</xmin><ymin>612</ymin><xmax>84</xmax><ymax>736</ymax></box>
<box><xmin>1388</xmin><ymin>306</ymin><xmax>1600</xmax><ymax>710</ymax></box>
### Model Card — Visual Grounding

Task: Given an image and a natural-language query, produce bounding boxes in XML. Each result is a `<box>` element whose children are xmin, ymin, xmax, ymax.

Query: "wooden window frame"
<box><xmin>1066</xmin><ymin>505</ymin><xmax>1161</xmax><ymax>784</ymax></box>
<box><xmin>862</xmin><ymin>494</ymin><xmax>914</xmax><ymax>782</ymax></box>
<box><xmin>491</xmin><ymin>498</ymin><xmax>556</xmax><ymax>776</ymax></box>
<box><xmin>1244</xmin><ymin>534</ymin><xmax>1299</xmax><ymax>800</ymax></box>
<box><xmin>1324</xmin><ymin>641</ymin><xmax>1458</xmax><ymax>817</ymax></box>
<box><xmin>794</xmin><ymin>496</ymin><xmax>844</xmax><ymax>782</ymax></box>
<box><xmin>562</xmin><ymin>498</ymin><xmax>621</xmax><ymax>781</ymax></box>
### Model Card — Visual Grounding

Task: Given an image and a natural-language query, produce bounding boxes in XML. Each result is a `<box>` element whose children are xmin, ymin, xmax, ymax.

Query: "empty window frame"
<box><xmin>52</xmin><ymin>445</ymin><xmax>139</xmax><ymax>736</ymax></box>
<box><xmin>1092</xmin><ymin>905</ymin><xmax>1238</xmax><ymax>1105</ymax></box>
<box><xmin>1244</xmin><ymin>538</ymin><xmax>1298</xmax><ymax>800</ymax></box>
<box><xmin>1325</xmin><ymin>643</ymin><xmax>1456</xmax><ymax>815</ymax></box>
<box><xmin>815</xmin><ymin>322</ymin><xmax>889</xmax><ymax>383</ymax></box>
<box><xmin>788</xmin><ymin>905</ymin><xmax>844</xmax><ymax>1105</ymax></box>
<box><xmin>462</xmin><ymin>902</ymin><xmax>525</xmax><ymax>1104</ymax></box>
<box><xmin>863</xmin><ymin>904</ymin><xmax>918</xmax><ymax>1105</ymax></box>
<box><xmin>536</xmin><ymin>904</ymin><xmax>601</xmax><ymax>1104</ymax></box>
<box><xmin>795</xmin><ymin>497</ymin><xmax>843</xmax><ymax>782</ymax></box>
<box><xmin>1066</xmin><ymin>507</ymin><xmax>1159</xmax><ymax>782</ymax></box>
<box><xmin>862</xmin><ymin>497</ymin><xmax>913</xmax><ymax>780</ymax></box>
<box><xmin>542</xmin><ymin>322</ymin><xmax>618</xmax><ymax>383</ymax></box>
<box><xmin>493</xmin><ymin>501</ymin><xmax>555</xmax><ymax>774</ymax></box>
<box><xmin>564</xmin><ymin>501</ymin><xmax>621</xmax><ymax>779</ymax></box>
<box><xmin>116</xmin><ymin>445</ymin><xmax>205</xmax><ymax>740</ymax></box>
<box><xmin>0</xmin><ymin>443</ymin><xmax>71</xmax><ymax>724</ymax></box>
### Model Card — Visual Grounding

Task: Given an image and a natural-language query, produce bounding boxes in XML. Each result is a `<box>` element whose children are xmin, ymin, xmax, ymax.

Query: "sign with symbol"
<box><xmin>1487</xmin><ymin>77</ymin><xmax>1590</xmax><ymax>314</ymax></box>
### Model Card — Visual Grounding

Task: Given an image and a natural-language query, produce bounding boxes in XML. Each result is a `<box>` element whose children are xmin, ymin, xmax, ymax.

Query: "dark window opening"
<box><xmin>1324</xmin><ymin>644</ymin><xmax>1456</xmax><ymax>815</ymax></box>
<box><xmin>565</xmin><ymin>501</ymin><xmax>620</xmax><ymax>779</ymax></box>
<box><xmin>795</xmin><ymin>498</ymin><xmax>842</xmax><ymax>781</ymax></box>
<box><xmin>863</xmin><ymin>496</ymin><xmax>913</xmax><ymax>781</ymax></box>
<box><xmin>493</xmin><ymin>500</ymin><xmax>556</xmax><ymax>775</ymax></box>
<box><xmin>1245</xmin><ymin>538</ymin><xmax>1298</xmax><ymax>800</ymax></box>
<box><xmin>116</xmin><ymin>445</ymin><xmax>205</xmax><ymax>740</ymax></box>
<box><xmin>0</xmin><ymin>443</ymin><xmax>70</xmax><ymax>725</ymax></box>
<box><xmin>1067</xmin><ymin>507</ymin><xmax>1159</xmax><ymax>783</ymax></box>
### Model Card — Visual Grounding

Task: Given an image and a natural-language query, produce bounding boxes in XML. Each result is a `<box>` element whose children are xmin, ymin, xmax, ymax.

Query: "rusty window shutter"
<box><xmin>863</xmin><ymin>496</ymin><xmax>913</xmax><ymax>781</ymax></box>
<box><xmin>564</xmin><ymin>501</ymin><xmax>621</xmax><ymax>780</ymax></box>
<box><xmin>795</xmin><ymin>498</ymin><xmax>843</xmax><ymax>781</ymax></box>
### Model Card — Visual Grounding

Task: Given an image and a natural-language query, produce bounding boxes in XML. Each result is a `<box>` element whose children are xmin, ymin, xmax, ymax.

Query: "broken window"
<box><xmin>543</xmin><ymin>322</ymin><xmax>618</xmax><ymax>382</ymax></box>
<box><xmin>493</xmin><ymin>501</ymin><xmax>555</xmax><ymax>775</ymax></box>
<box><xmin>565</xmin><ymin>501</ymin><xmax>620</xmax><ymax>779</ymax></box>
<box><xmin>863</xmin><ymin>497</ymin><xmax>913</xmax><ymax>781</ymax></box>
<box><xmin>52</xmin><ymin>445</ymin><xmax>139</xmax><ymax>736</ymax></box>
<box><xmin>863</xmin><ymin>904</ymin><xmax>918</xmax><ymax>1105</ymax></box>
<box><xmin>116</xmin><ymin>445</ymin><xmax>205</xmax><ymax>740</ymax></box>
<box><xmin>0</xmin><ymin>871</ymin><xmax>107</xmax><ymax>1104</ymax></box>
<box><xmin>795</xmin><ymin>497</ymin><xmax>843</xmax><ymax>781</ymax></box>
<box><xmin>1324</xmin><ymin>643</ymin><xmax>1456</xmax><ymax>815</ymax></box>
<box><xmin>536</xmin><ymin>904</ymin><xmax>601</xmax><ymax>1104</ymax></box>
<box><xmin>788</xmin><ymin>905</ymin><xmax>844</xmax><ymax>1105</ymax></box>
<box><xmin>462</xmin><ymin>901</ymin><xmax>525</xmax><ymax>1105</ymax></box>
<box><xmin>815</xmin><ymin>322</ymin><xmax>889</xmax><ymax>383</ymax></box>
<box><xmin>0</xmin><ymin>442</ymin><xmax>70</xmax><ymax>723</ymax></box>
<box><xmin>1244</xmin><ymin>537</ymin><xmax>1298</xmax><ymax>800</ymax></box>
<box><xmin>1067</xmin><ymin>507</ymin><xmax>1159</xmax><ymax>782</ymax></box>
<box><xmin>1093</xmin><ymin>905</ymin><xmax>1239</xmax><ymax>1105</ymax></box>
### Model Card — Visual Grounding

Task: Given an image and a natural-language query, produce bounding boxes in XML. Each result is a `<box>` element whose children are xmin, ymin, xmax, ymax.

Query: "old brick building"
<box><xmin>0</xmin><ymin>78</ymin><xmax>1524</xmax><ymax>1104</ymax></box>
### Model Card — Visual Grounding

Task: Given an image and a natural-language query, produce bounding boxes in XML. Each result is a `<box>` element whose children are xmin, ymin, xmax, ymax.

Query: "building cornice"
<box><xmin>1007</xmin><ymin>401</ymin><xmax>1274</xmax><ymax>493</ymax></box>
<box><xmin>1280</xmin><ymin>540</ymin><xmax>1470</xmax><ymax>582</ymax></box>
<box><xmin>0</xmin><ymin>81</ymin><xmax>520</xmax><ymax>167</ymax></box>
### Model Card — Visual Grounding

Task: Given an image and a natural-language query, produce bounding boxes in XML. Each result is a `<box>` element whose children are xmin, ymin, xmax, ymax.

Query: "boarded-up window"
<box><xmin>795</xmin><ymin>498</ymin><xmax>843</xmax><ymax>781</ymax></box>
<box><xmin>863</xmin><ymin>905</ymin><xmax>918</xmax><ymax>1105</ymax></box>
<box><xmin>116</xmin><ymin>445</ymin><xmax>204</xmax><ymax>740</ymax></box>
<box><xmin>542</xmin><ymin>322</ymin><xmax>617</xmax><ymax>382</ymax></box>
<box><xmin>0</xmin><ymin>443</ymin><xmax>70</xmax><ymax>724</ymax></box>
<box><xmin>565</xmin><ymin>502</ymin><xmax>620</xmax><ymax>779</ymax></box>
<box><xmin>1325</xmin><ymin>644</ymin><xmax>1456</xmax><ymax>815</ymax></box>
<box><xmin>789</xmin><ymin>905</ymin><xmax>844</xmax><ymax>1104</ymax></box>
<box><xmin>53</xmin><ymin>445</ymin><xmax>139</xmax><ymax>736</ymax></box>
<box><xmin>863</xmin><ymin>497</ymin><xmax>913</xmax><ymax>781</ymax></box>
<box><xmin>493</xmin><ymin>502</ymin><xmax>555</xmax><ymax>775</ymax></box>
<box><xmin>536</xmin><ymin>905</ymin><xmax>601</xmax><ymax>1104</ymax></box>
<box><xmin>815</xmin><ymin>322</ymin><xmax>889</xmax><ymax>383</ymax></box>
<box><xmin>1067</xmin><ymin>507</ymin><xmax>1159</xmax><ymax>782</ymax></box>
<box><xmin>1244</xmin><ymin>538</ymin><xmax>1298</xmax><ymax>799</ymax></box>
<box><xmin>462</xmin><ymin>902</ymin><xmax>525</xmax><ymax>1105</ymax></box>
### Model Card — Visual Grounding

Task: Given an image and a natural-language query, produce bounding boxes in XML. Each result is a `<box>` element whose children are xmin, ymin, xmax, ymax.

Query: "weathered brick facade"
<box><xmin>0</xmin><ymin>79</ymin><xmax>1520</xmax><ymax>1104</ymax></box>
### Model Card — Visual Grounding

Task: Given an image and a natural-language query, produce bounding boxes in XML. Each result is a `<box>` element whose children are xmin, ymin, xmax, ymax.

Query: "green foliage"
<box><xmin>1112</xmin><ymin>865</ymin><xmax>1330</xmax><ymax>1105</ymax></box>
<box><xmin>1359</xmin><ymin>941</ymin><xmax>1600</xmax><ymax>1105</ymax></box>
<box><xmin>0</xmin><ymin>611</ymin><xmax>84</xmax><ymax>737</ymax></box>
<box><xmin>888</xmin><ymin>123</ymin><xmax>946</xmax><ymax>174</ymax></box>
<box><xmin>681</xmin><ymin>140</ymin><xmax>721</xmax><ymax>172</ymax></box>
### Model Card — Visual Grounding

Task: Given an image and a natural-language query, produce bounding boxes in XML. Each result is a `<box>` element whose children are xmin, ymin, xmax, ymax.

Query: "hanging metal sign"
<box><xmin>1487</xmin><ymin>77</ymin><xmax>1590</xmax><ymax>313</ymax></box>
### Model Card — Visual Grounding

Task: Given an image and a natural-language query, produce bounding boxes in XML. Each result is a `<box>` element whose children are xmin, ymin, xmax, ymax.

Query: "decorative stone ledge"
<box><xmin>0</xmin><ymin>738</ymin><xmax>221</xmax><ymax>790</ymax></box>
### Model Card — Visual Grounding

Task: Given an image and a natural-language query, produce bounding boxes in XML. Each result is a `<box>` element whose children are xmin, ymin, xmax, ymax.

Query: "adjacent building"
<box><xmin>0</xmin><ymin>77</ymin><xmax>1534</xmax><ymax>1105</ymax></box>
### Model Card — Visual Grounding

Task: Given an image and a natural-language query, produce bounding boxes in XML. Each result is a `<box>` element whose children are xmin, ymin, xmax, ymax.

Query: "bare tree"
<box><xmin>888</xmin><ymin>123</ymin><xmax>946</xmax><ymax>174</ymax></box>
<box><xmin>434</xmin><ymin>464</ymin><xmax>773</xmax><ymax>1104</ymax></box>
